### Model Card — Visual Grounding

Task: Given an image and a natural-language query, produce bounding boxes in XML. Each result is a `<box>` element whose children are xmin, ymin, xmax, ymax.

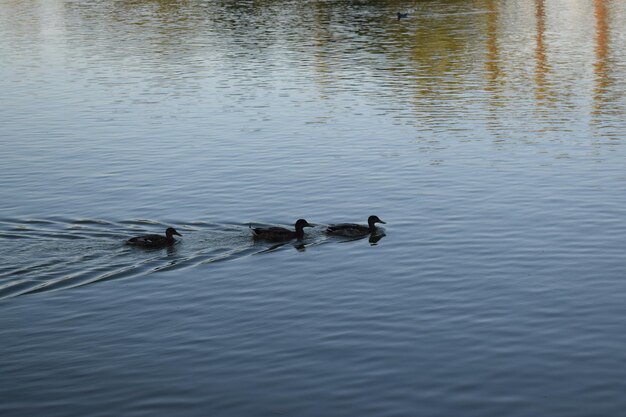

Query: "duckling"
<box><xmin>251</xmin><ymin>219</ymin><xmax>313</xmax><ymax>242</ymax></box>
<box><xmin>326</xmin><ymin>215</ymin><xmax>386</xmax><ymax>237</ymax></box>
<box><xmin>126</xmin><ymin>227</ymin><xmax>182</xmax><ymax>248</ymax></box>
<box><xmin>397</xmin><ymin>12</ymin><xmax>408</xmax><ymax>20</ymax></box>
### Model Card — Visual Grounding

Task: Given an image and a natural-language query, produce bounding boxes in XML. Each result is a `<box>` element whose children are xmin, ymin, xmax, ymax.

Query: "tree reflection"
<box><xmin>11</xmin><ymin>0</ymin><xmax>620</xmax><ymax>137</ymax></box>
<box><xmin>592</xmin><ymin>0</ymin><xmax>613</xmax><ymax>120</ymax></box>
<box><xmin>534</xmin><ymin>0</ymin><xmax>552</xmax><ymax>104</ymax></box>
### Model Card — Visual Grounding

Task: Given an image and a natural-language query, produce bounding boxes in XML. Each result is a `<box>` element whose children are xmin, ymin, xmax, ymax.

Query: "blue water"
<box><xmin>1</xmin><ymin>0</ymin><xmax>626</xmax><ymax>415</ymax></box>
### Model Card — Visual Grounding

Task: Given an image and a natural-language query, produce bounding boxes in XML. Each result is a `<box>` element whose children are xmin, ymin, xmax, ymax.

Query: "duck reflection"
<box><xmin>256</xmin><ymin>240</ymin><xmax>308</xmax><ymax>254</ymax></box>
<box><xmin>166</xmin><ymin>244</ymin><xmax>179</xmax><ymax>257</ymax></box>
<box><xmin>368</xmin><ymin>232</ymin><xmax>386</xmax><ymax>245</ymax></box>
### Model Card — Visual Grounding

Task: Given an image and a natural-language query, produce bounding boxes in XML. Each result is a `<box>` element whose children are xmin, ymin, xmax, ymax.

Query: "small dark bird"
<box><xmin>326</xmin><ymin>215</ymin><xmax>386</xmax><ymax>237</ymax></box>
<box><xmin>126</xmin><ymin>227</ymin><xmax>182</xmax><ymax>248</ymax></box>
<box><xmin>397</xmin><ymin>12</ymin><xmax>408</xmax><ymax>21</ymax></box>
<box><xmin>251</xmin><ymin>219</ymin><xmax>313</xmax><ymax>242</ymax></box>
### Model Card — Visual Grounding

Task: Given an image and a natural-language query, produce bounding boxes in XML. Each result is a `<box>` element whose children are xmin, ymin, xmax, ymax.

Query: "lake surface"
<box><xmin>1</xmin><ymin>0</ymin><xmax>626</xmax><ymax>415</ymax></box>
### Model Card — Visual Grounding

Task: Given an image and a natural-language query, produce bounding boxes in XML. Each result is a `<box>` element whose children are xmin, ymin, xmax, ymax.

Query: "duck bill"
<box><xmin>174</xmin><ymin>231</ymin><xmax>182</xmax><ymax>236</ymax></box>
<box><xmin>379</xmin><ymin>220</ymin><xmax>386</xmax><ymax>224</ymax></box>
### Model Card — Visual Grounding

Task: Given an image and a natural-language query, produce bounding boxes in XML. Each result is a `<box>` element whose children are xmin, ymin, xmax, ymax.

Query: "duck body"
<box><xmin>397</xmin><ymin>12</ymin><xmax>408</xmax><ymax>20</ymax></box>
<box><xmin>252</xmin><ymin>219</ymin><xmax>313</xmax><ymax>242</ymax></box>
<box><xmin>326</xmin><ymin>223</ymin><xmax>371</xmax><ymax>237</ymax></box>
<box><xmin>326</xmin><ymin>215</ymin><xmax>386</xmax><ymax>237</ymax></box>
<box><xmin>126</xmin><ymin>227</ymin><xmax>182</xmax><ymax>248</ymax></box>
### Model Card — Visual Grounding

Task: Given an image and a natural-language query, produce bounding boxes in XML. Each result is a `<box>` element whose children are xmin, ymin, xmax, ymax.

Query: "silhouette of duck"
<box><xmin>397</xmin><ymin>12</ymin><xmax>408</xmax><ymax>20</ymax></box>
<box><xmin>126</xmin><ymin>227</ymin><xmax>182</xmax><ymax>248</ymax></box>
<box><xmin>251</xmin><ymin>219</ymin><xmax>313</xmax><ymax>242</ymax></box>
<box><xmin>326</xmin><ymin>215</ymin><xmax>386</xmax><ymax>237</ymax></box>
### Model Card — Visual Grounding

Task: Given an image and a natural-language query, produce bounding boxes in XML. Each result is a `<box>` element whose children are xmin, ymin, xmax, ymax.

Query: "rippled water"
<box><xmin>1</xmin><ymin>0</ymin><xmax>626</xmax><ymax>415</ymax></box>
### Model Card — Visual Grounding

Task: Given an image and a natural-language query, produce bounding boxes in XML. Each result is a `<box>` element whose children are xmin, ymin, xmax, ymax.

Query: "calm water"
<box><xmin>1</xmin><ymin>0</ymin><xmax>626</xmax><ymax>415</ymax></box>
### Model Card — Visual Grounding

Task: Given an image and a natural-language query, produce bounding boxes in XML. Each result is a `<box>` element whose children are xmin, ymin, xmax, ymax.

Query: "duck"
<box><xmin>251</xmin><ymin>219</ymin><xmax>313</xmax><ymax>242</ymax></box>
<box><xmin>326</xmin><ymin>215</ymin><xmax>386</xmax><ymax>237</ymax></box>
<box><xmin>397</xmin><ymin>12</ymin><xmax>408</xmax><ymax>20</ymax></box>
<box><xmin>126</xmin><ymin>227</ymin><xmax>182</xmax><ymax>248</ymax></box>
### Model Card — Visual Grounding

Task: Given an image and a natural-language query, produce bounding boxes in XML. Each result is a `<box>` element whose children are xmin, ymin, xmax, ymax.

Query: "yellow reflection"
<box><xmin>484</xmin><ymin>0</ymin><xmax>500</xmax><ymax>92</ymax></box>
<box><xmin>535</xmin><ymin>0</ymin><xmax>546</xmax><ymax>100</ymax></box>
<box><xmin>312</xmin><ymin>2</ymin><xmax>333</xmax><ymax>101</ymax></box>
<box><xmin>484</xmin><ymin>0</ymin><xmax>506</xmax><ymax>137</ymax></box>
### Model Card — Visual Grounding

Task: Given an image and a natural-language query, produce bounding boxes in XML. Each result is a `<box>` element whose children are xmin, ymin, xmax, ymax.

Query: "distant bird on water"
<box><xmin>251</xmin><ymin>219</ymin><xmax>314</xmax><ymax>242</ymax></box>
<box><xmin>397</xmin><ymin>12</ymin><xmax>408</xmax><ymax>21</ymax></box>
<box><xmin>326</xmin><ymin>215</ymin><xmax>386</xmax><ymax>237</ymax></box>
<box><xmin>126</xmin><ymin>227</ymin><xmax>182</xmax><ymax>248</ymax></box>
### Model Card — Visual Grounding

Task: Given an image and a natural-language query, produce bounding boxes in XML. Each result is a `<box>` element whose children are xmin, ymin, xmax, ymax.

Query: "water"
<box><xmin>1</xmin><ymin>0</ymin><xmax>626</xmax><ymax>415</ymax></box>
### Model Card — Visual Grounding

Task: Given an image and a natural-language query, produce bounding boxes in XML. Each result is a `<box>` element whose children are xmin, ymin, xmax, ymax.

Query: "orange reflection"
<box><xmin>593</xmin><ymin>0</ymin><xmax>610</xmax><ymax>115</ymax></box>
<box><xmin>534</xmin><ymin>0</ymin><xmax>549</xmax><ymax>102</ymax></box>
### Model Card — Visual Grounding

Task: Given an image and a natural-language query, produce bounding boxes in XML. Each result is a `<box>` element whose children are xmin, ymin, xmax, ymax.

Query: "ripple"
<box><xmin>0</xmin><ymin>217</ymin><xmax>379</xmax><ymax>300</ymax></box>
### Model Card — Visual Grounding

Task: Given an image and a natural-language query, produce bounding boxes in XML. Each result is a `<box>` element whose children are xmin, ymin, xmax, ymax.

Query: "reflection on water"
<box><xmin>592</xmin><ymin>0</ymin><xmax>618</xmax><ymax>124</ymax></box>
<box><xmin>534</xmin><ymin>0</ymin><xmax>550</xmax><ymax>104</ymax></box>
<box><xmin>1</xmin><ymin>1</ymin><xmax>626</xmax><ymax>416</ymax></box>
<box><xmin>594</xmin><ymin>0</ymin><xmax>608</xmax><ymax>87</ymax></box>
<box><xmin>1</xmin><ymin>0</ymin><xmax>623</xmax><ymax>142</ymax></box>
<box><xmin>485</xmin><ymin>0</ymin><xmax>500</xmax><ymax>91</ymax></box>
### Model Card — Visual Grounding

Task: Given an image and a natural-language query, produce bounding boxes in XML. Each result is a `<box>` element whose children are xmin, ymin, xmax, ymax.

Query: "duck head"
<box><xmin>295</xmin><ymin>219</ymin><xmax>313</xmax><ymax>231</ymax></box>
<box><xmin>368</xmin><ymin>215</ymin><xmax>386</xmax><ymax>229</ymax></box>
<box><xmin>165</xmin><ymin>227</ymin><xmax>182</xmax><ymax>238</ymax></box>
